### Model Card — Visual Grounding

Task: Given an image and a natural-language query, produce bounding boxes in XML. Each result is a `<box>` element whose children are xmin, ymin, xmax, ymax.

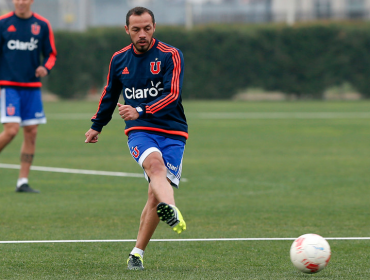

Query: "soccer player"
<box><xmin>85</xmin><ymin>7</ymin><xmax>187</xmax><ymax>270</ymax></box>
<box><xmin>0</xmin><ymin>0</ymin><xmax>57</xmax><ymax>193</ymax></box>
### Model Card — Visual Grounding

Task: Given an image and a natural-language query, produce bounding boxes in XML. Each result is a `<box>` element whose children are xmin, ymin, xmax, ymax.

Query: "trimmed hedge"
<box><xmin>47</xmin><ymin>23</ymin><xmax>370</xmax><ymax>99</ymax></box>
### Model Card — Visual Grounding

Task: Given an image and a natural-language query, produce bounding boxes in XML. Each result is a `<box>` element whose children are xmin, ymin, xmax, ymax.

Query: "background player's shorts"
<box><xmin>0</xmin><ymin>87</ymin><xmax>46</xmax><ymax>126</ymax></box>
<box><xmin>128</xmin><ymin>131</ymin><xmax>185</xmax><ymax>188</ymax></box>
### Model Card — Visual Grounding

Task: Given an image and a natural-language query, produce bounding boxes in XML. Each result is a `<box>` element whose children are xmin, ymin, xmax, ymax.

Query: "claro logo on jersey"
<box><xmin>7</xmin><ymin>37</ymin><xmax>38</xmax><ymax>51</ymax></box>
<box><xmin>125</xmin><ymin>81</ymin><xmax>163</xmax><ymax>99</ymax></box>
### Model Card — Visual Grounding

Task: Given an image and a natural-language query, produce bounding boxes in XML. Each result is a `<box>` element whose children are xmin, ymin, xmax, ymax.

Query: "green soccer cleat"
<box><xmin>157</xmin><ymin>202</ymin><xmax>186</xmax><ymax>234</ymax></box>
<box><xmin>127</xmin><ymin>253</ymin><xmax>144</xmax><ymax>270</ymax></box>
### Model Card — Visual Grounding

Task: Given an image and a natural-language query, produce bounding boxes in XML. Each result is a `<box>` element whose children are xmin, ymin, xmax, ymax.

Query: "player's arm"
<box><xmin>0</xmin><ymin>22</ymin><xmax>2</xmax><ymax>57</ymax></box>
<box><xmin>89</xmin><ymin>54</ymin><xmax>123</xmax><ymax>134</ymax></box>
<box><xmin>117</xmin><ymin>102</ymin><xmax>140</xmax><ymax>121</ymax></box>
<box><xmin>40</xmin><ymin>20</ymin><xmax>57</xmax><ymax>75</ymax></box>
<box><xmin>137</xmin><ymin>49</ymin><xmax>184</xmax><ymax>119</ymax></box>
<box><xmin>0</xmin><ymin>19</ymin><xmax>6</xmax><ymax>58</ymax></box>
<box><xmin>35</xmin><ymin>66</ymin><xmax>48</xmax><ymax>78</ymax></box>
<box><xmin>85</xmin><ymin>128</ymin><xmax>100</xmax><ymax>143</ymax></box>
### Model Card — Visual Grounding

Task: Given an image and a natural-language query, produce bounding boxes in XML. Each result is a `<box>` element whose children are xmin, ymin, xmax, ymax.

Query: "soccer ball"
<box><xmin>290</xmin><ymin>233</ymin><xmax>331</xmax><ymax>274</ymax></box>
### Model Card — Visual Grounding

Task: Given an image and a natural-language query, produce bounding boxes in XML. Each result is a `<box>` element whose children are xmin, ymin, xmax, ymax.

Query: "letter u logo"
<box><xmin>31</xmin><ymin>23</ymin><xmax>41</xmax><ymax>35</ymax></box>
<box><xmin>132</xmin><ymin>146</ymin><xmax>140</xmax><ymax>158</ymax></box>
<box><xmin>150</xmin><ymin>61</ymin><xmax>161</xmax><ymax>74</ymax></box>
<box><xmin>7</xmin><ymin>105</ymin><xmax>15</xmax><ymax>116</ymax></box>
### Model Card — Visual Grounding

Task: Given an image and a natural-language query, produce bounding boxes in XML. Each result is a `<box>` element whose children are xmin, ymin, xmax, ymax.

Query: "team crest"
<box><xmin>132</xmin><ymin>146</ymin><xmax>140</xmax><ymax>159</ymax></box>
<box><xmin>31</xmin><ymin>23</ymin><xmax>41</xmax><ymax>35</ymax></box>
<box><xmin>150</xmin><ymin>61</ymin><xmax>161</xmax><ymax>75</ymax></box>
<box><xmin>7</xmin><ymin>104</ymin><xmax>15</xmax><ymax>116</ymax></box>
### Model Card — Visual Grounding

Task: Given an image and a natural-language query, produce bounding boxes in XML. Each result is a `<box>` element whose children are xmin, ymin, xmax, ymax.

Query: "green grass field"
<box><xmin>1</xmin><ymin>100</ymin><xmax>370</xmax><ymax>279</ymax></box>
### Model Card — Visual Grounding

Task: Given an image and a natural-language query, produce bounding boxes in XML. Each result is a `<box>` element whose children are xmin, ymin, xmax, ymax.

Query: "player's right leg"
<box><xmin>1</xmin><ymin>87</ymin><xmax>42</xmax><ymax>192</ymax></box>
<box><xmin>0</xmin><ymin>123</ymin><xmax>20</xmax><ymax>152</ymax></box>
<box><xmin>135</xmin><ymin>185</ymin><xmax>160</xmax><ymax>250</ymax></box>
<box><xmin>127</xmin><ymin>185</ymin><xmax>159</xmax><ymax>270</ymax></box>
<box><xmin>1</xmin><ymin>87</ymin><xmax>21</xmax><ymax>151</ymax></box>
<box><xmin>127</xmin><ymin>253</ymin><xmax>144</xmax><ymax>271</ymax></box>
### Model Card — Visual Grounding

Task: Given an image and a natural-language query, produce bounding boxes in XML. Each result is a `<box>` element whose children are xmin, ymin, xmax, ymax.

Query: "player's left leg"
<box><xmin>156</xmin><ymin>202</ymin><xmax>186</xmax><ymax>234</ymax></box>
<box><xmin>140</xmin><ymin>150</ymin><xmax>186</xmax><ymax>235</ymax></box>
<box><xmin>15</xmin><ymin>88</ymin><xmax>45</xmax><ymax>193</ymax></box>
<box><xmin>16</xmin><ymin>125</ymin><xmax>39</xmax><ymax>193</ymax></box>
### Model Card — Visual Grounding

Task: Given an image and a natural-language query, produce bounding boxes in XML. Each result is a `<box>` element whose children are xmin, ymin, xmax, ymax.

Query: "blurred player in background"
<box><xmin>85</xmin><ymin>6</ymin><xmax>188</xmax><ymax>270</ymax></box>
<box><xmin>0</xmin><ymin>0</ymin><xmax>57</xmax><ymax>193</ymax></box>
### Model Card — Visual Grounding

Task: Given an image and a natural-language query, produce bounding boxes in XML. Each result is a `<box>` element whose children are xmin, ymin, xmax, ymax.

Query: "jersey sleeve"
<box><xmin>141</xmin><ymin>48</ymin><xmax>184</xmax><ymax>118</ymax></box>
<box><xmin>91</xmin><ymin>54</ymin><xmax>123</xmax><ymax>132</ymax></box>
<box><xmin>0</xmin><ymin>19</ymin><xmax>5</xmax><ymax>58</ymax></box>
<box><xmin>41</xmin><ymin>21</ymin><xmax>57</xmax><ymax>72</ymax></box>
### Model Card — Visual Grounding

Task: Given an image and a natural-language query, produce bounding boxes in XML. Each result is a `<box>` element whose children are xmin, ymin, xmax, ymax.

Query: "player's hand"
<box><xmin>35</xmin><ymin>66</ymin><xmax>48</xmax><ymax>78</ymax></box>
<box><xmin>85</xmin><ymin>129</ymin><xmax>100</xmax><ymax>143</ymax></box>
<box><xmin>117</xmin><ymin>103</ymin><xmax>139</xmax><ymax>121</ymax></box>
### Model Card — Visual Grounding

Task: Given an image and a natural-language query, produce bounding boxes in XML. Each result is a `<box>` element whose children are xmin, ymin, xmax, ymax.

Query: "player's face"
<box><xmin>125</xmin><ymin>13</ymin><xmax>156</xmax><ymax>54</ymax></box>
<box><xmin>13</xmin><ymin>0</ymin><xmax>34</xmax><ymax>18</ymax></box>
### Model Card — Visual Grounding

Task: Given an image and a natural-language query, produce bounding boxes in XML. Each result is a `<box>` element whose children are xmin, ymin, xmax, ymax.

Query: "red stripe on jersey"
<box><xmin>0</xmin><ymin>11</ymin><xmax>14</xmax><ymax>20</ymax></box>
<box><xmin>44</xmin><ymin>53</ymin><xmax>56</xmax><ymax>70</ymax></box>
<box><xmin>154</xmin><ymin>44</ymin><xmax>181</xmax><ymax>111</ymax></box>
<box><xmin>125</xmin><ymin>126</ymin><xmax>188</xmax><ymax>139</ymax></box>
<box><xmin>146</xmin><ymin>43</ymin><xmax>181</xmax><ymax>114</ymax></box>
<box><xmin>92</xmin><ymin>45</ymin><xmax>132</xmax><ymax>120</ymax></box>
<box><xmin>0</xmin><ymin>80</ymin><xmax>42</xmax><ymax>87</ymax></box>
<box><xmin>149</xmin><ymin>45</ymin><xmax>180</xmax><ymax>113</ymax></box>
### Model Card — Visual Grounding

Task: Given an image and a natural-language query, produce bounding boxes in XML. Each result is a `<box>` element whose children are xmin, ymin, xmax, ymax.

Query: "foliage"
<box><xmin>48</xmin><ymin>23</ymin><xmax>370</xmax><ymax>99</ymax></box>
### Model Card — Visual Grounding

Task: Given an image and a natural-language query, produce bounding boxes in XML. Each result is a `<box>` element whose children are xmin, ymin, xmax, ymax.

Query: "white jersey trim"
<box><xmin>21</xmin><ymin>117</ymin><xmax>47</xmax><ymax>127</ymax></box>
<box><xmin>138</xmin><ymin>147</ymin><xmax>162</xmax><ymax>167</ymax></box>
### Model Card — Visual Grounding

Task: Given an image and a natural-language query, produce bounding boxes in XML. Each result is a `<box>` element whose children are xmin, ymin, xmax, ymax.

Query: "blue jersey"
<box><xmin>0</xmin><ymin>12</ymin><xmax>57</xmax><ymax>88</ymax></box>
<box><xmin>91</xmin><ymin>38</ymin><xmax>188</xmax><ymax>142</ymax></box>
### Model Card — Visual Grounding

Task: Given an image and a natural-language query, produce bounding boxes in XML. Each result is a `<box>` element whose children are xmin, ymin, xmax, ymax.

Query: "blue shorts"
<box><xmin>127</xmin><ymin>131</ymin><xmax>185</xmax><ymax>188</ymax></box>
<box><xmin>0</xmin><ymin>87</ymin><xmax>46</xmax><ymax>126</ymax></box>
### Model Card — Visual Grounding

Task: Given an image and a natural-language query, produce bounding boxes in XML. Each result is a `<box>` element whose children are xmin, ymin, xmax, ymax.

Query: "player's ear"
<box><xmin>153</xmin><ymin>23</ymin><xmax>156</xmax><ymax>33</ymax></box>
<box><xmin>125</xmin><ymin>25</ymin><xmax>129</xmax><ymax>35</ymax></box>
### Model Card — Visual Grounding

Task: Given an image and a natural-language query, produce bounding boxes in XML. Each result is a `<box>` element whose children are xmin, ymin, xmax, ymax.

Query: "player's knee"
<box><xmin>148</xmin><ymin>161</ymin><xmax>166</xmax><ymax>177</ymax></box>
<box><xmin>3</xmin><ymin>124</ymin><xmax>20</xmax><ymax>139</ymax></box>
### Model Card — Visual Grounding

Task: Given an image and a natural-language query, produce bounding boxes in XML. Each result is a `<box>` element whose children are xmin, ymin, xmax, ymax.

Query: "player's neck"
<box><xmin>15</xmin><ymin>10</ymin><xmax>33</xmax><ymax>19</ymax></box>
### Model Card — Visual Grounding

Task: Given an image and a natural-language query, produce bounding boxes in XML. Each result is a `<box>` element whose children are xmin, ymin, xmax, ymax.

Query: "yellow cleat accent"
<box><xmin>157</xmin><ymin>202</ymin><xmax>187</xmax><ymax>234</ymax></box>
<box><xmin>171</xmin><ymin>205</ymin><xmax>186</xmax><ymax>234</ymax></box>
<box><xmin>127</xmin><ymin>253</ymin><xmax>144</xmax><ymax>270</ymax></box>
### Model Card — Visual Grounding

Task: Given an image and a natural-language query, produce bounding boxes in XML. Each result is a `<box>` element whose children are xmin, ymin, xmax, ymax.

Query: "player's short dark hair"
<box><xmin>126</xmin><ymin>7</ymin><xmax>155</xmax><ymax>26</ymax></box>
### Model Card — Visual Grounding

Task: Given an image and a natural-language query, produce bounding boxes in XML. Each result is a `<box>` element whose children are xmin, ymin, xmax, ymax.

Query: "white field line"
<box><xmin>1</xmin><ymin>237</ymin><xmax>370</xmax><ymax>244</ymax></box>
<box><xmin>46</xmin><ymin>112</ymin><xmax>370</xmax><ymax>120</ymax></box>
<box><xmin>0</xmin><ymin>163</ymin><xmax>188</xmax><ymax>182</ymax></box>
<box><xmin>0</xmin><ymin>163</ymin><xmax>144</xmax><ymax>178</ymax></box>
